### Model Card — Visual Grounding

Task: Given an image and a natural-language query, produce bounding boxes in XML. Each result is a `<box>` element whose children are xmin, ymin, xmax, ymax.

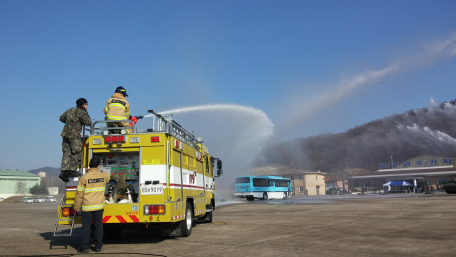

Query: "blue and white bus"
<box><xmin>234</xmin><ymin>175</ymin><xmax>291</xmax><ymax>201</ymax></box>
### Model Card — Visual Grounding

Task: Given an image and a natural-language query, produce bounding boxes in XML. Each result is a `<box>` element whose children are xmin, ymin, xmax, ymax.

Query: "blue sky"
<box><xmin>1</xmin><ymin>0</ymin><xmax>455</xmax><ymax>171</ymax></box>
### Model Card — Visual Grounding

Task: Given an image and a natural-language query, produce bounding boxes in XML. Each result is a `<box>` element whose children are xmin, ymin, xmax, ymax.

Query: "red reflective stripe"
<box><xmin>67</xmin><ymin>186</ymin><xmax>77</xmax><ymax>189</ymax></box>
<box><xmin>116</xmin><ymin>216</ymin><xmax>127</xmax><ymax>223</ymax></box>
<box><xmin>102</xmin><ymin>216</ymin><xmax>111</xmax><ymax>223</ymax></box>
<box><xmin>129</xmin><ymin>215</ymin><xmax>139</xmax><ymax>223</ymax></box>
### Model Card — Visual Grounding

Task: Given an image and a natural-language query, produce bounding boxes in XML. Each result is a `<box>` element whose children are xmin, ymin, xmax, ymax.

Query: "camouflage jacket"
<box><xmin>60</xmin><ymin>107</ymin><xmax>92</xmax><ymax>138</ymax></box>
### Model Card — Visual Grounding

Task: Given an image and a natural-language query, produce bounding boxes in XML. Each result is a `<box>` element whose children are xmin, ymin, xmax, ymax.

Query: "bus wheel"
<box><xmin>283</xmin><ymin>192</ymin><xmax>287</xmax><ymax>199</ymax></box>
<box><xmin>182</xmin><ymin>204</ymin><xmax>193</xmax><ymax>237</ymax></box>
<box><xmin>247</xmin><ymin>196</ymin><xmax>254</xmax><ymax>201</ymax></box>
<box><xmin>262</xmin><ymin>193</ymin><xmax>268</xmax><ymax>200</ymax></box>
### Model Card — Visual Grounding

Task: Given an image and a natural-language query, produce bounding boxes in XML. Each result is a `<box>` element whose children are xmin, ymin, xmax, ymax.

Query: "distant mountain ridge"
<box><xmin>254</xmin><ymin>99</ymin><xmax>456</xmax><ymax>172</ymax></box>
<box><xmin>28</xmin><ymin>167</ymin><xmax>61</xmax><ymax>176</ymax></box>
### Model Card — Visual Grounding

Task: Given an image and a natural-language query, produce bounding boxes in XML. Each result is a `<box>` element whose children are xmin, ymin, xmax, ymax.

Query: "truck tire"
<box><xmin>247</xmin><ymin>196</ymin><xmax>254</xmax><ymax>201</ymax></box>
<box><xmin>182</xmin><ymin>204</ymin><xmax>193</xmax><ymax>237</ymax></box>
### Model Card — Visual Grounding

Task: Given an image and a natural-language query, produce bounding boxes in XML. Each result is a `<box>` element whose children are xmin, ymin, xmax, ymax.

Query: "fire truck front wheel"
<box><xmin>182</xmin><ymin>204</ymin><xmax>193</xmax><ymax>237</ymax></box>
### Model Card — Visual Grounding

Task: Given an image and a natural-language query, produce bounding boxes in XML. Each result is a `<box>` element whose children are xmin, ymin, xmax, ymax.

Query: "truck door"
<box><xmin>202</xmin><ymin>158</ymin><xmax>205</xmax><ymax>195</ymax></box>
<box><xmin>205</xmin><ymin>156</ymin><xmax>210</xmax><ymax>194</ymax></box>
<box><xmin>172</xmin><ymin>149</ymin><xmax>184</xmax><ymax>201</ymax></box>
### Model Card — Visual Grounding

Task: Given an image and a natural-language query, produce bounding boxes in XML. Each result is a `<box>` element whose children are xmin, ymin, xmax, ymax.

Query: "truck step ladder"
<box><xmin>53</xmin><ymin>195</ymin><xmax>77</xmax><ymax>237</ymax></box>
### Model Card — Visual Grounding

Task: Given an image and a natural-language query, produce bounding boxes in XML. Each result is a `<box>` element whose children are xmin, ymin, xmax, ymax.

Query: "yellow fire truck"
<box><xmin>54</xmin><ymin>110</ymin><xmax>223</xmax><ymax>238</ymax></box>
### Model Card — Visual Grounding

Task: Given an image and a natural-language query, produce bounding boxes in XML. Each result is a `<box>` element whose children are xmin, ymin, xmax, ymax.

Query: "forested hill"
<box><xmin>253</xmin><ymin>99</ymin><xmax>456</xmax><ymax>172</ymax></box>
<box><xmin>28</xmin><ymin>167</ymin><xmax>61</xmax><ymax>176</ymax></box>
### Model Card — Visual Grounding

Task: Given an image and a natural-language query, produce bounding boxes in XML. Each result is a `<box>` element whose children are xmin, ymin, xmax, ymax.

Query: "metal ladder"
<box><xmin>53</xmin><ymin>195</ymin><xmax>77</xmax><ymax>237</ymax></box>
<box><xmin>53</xmin><ymin>126</ymin><xmax>87</xmax><ymax>237</ymax></box>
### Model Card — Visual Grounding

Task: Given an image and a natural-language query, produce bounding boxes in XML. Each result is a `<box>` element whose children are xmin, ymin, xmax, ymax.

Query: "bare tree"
<box><xmin>42</xmin><ymin>176</ymin><xmax>62</xmax><ymax>188</ymax></box>
<box><xmin>326</xmin><ymin>169</ymin><xmax>352</xmax><ymax>193</ymax></box>
<box><xmin>16</xmin><ymin>181</ymin><xmax>28</xmax><ymax>195</ymax></box>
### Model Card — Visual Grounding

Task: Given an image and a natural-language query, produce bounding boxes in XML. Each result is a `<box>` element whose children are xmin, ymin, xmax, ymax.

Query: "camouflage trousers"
<box><xmin>61</xmin><ymin>137</ymin><xmax>82</xmax><ymax>171</ymax></box>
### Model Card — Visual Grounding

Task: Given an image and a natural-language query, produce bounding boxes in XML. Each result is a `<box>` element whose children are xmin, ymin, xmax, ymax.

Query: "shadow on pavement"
<box><xmin>19</xmin><ymin>254</ymin><xmax>166</xmax><ymax>257</ymax></box>
<box><xmin>36</xmin><ymin>220</ymin><xmax>206</xmax><ymax>254</ymax></box>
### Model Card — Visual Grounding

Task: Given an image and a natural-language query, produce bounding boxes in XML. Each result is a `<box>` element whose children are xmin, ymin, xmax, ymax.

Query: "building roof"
<box><xmin>0</xmin><ymin>170</ymin><xmax>41</xmax><ymax>177</ymax></box>
<box><xmin>283</xmin><ymin>172</ymin><xmax>327</xmax><ymax>175</ymax></box>
<box><xmin>351</xmin><ymin>166</ymin><xmax>456</xmax><ymax>179</ymax></box>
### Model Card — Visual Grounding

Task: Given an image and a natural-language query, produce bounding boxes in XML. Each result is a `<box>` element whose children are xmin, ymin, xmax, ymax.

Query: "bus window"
<box><xmin>270</xmin><ymin>181</ymin><xmax>274</xmax><ymax>187</ymax></box>
<box><xmin>235</xmin><ymin>177</ymin><xmax>250</xmax><ymax>183</ymax></box>
<box><xmin>253</xmin><ymin>178</ymin><xmax>268</xmax><ymax>187</ymax></box>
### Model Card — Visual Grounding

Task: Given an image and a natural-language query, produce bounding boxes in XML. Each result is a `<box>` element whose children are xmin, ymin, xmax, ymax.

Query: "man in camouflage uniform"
<box><xmin>59</xmin><ymin>98</ymin><xmax>92</xmax><ymax>182</ymax></box>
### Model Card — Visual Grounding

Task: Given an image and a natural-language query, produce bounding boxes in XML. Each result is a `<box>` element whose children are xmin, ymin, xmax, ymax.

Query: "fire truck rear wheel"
<box><xmin>182</xmin><ymin>204</ymin><xmax>193</xmax><ymax>237</ymax></box>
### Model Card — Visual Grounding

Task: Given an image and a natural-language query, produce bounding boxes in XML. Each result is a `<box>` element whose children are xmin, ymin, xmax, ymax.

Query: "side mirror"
<box><xmin>217</xmin><ymin>160</ymin><xmax>223</xmax><ymax>176</ymax></box>
<box><xmin>217</xmin><ymin>160</ymin><xmax>222</xmax><ymax>170</ymax></box>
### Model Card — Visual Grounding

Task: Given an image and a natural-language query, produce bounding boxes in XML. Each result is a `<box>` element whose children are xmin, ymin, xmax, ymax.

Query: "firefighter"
<box><xmin>74</xmin><ymin>157</ymin><xmax>110</xmax><ymax>253</ymax></box>
<box><xmin>59</xmin><ymin>98</ymin><xmax>92</xmax><ymax>182</ymax></box>
<box><xmin>103</xmin><ymin>86</ymin><xmax>133</xmax><ymax>132</ymax></box>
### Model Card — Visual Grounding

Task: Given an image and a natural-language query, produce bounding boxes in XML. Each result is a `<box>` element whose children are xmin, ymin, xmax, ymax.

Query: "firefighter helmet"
<box><xmin>115</xmin><ymin>86</ymin><xmax>128</xmax><ymax>97</ymax></box>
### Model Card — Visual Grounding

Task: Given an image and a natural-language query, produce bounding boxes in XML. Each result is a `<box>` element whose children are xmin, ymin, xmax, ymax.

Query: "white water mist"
<box><xmin>144</xmin><ymin>103</ymin><xmax>275</xmax><ymax>200</ymax></box>
<box><xmin>145</xmin><ymin>104</ymin><xmax>275</xmax><ymax>141</ymax></box>
<box><xmin>277</xmin><ymin>33</ymin><xmax>456</xmax><ymax>136</ymax></box>
<box><xmin>403</xmin><ymin>123</ymin><xmax>456</xmax><ymax>145</ymax></box>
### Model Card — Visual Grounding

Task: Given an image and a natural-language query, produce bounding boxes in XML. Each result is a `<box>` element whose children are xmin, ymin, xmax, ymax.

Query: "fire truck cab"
<box><xmin>54</xmin><ymin>110</ymin><xmax>223</xmax><ymax>238</ymax></box>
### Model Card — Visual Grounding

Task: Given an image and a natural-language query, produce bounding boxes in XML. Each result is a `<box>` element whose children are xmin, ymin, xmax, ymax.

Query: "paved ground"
<box><xmin>0</xmin><ymin>194</ymin><xmax>455</xmax><ymax>256</ymax></box>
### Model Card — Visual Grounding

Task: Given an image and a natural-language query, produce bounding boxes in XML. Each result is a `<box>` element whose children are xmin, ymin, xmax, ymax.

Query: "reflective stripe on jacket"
<box><xmin>103</xmin><ymin>93</ymin><xmax>130</xmax><ymax>121</ymax></box>
<box><xmin>74</xmin><ymin>168</ymin><xmax>110</xmax><ymax>212</ymax></box>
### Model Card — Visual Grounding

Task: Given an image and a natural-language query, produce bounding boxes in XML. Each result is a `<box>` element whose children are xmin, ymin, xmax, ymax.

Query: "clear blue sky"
<box><xmin>1</xmin><ymin>0</ymin><xmax>455</xmax><ymax>171</ymax></box>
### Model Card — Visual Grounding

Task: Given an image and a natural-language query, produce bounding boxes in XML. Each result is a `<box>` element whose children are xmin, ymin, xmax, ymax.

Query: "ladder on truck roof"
<box><xmin>90</xmin><ymin>110</ymin><xmax>202</xmax><ymax>150</ymax></box>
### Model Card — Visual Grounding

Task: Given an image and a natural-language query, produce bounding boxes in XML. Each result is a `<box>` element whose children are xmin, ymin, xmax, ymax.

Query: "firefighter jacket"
<box><xmin>74</xmin><ymin>168</ymin><xmax>110</xmax><ymax>212</ymax></box>
<box><xmin>103</xmin><ymin>93</ymin><xmax>130</xmax><ymax>121</ymax></box>
<box><xmin>60</xmin><ymin>107</ymin><xmax>92</xmax><ymax>138</ymax></box>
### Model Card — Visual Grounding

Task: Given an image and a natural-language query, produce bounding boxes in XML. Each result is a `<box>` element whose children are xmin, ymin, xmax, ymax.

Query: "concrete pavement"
<box><xmin>0</xmin><ymin>194</ymin><xmax>455</xmax><ymax>256</ymax></box>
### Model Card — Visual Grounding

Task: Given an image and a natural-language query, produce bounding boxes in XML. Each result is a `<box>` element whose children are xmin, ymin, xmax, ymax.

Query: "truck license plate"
<box><xmin>141</xmin><ymin>185</ymin><xmax>163</xmax><ymax>195</ymax></box>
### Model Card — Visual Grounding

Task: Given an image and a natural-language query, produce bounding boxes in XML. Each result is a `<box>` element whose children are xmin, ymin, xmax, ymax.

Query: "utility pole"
<box><xmin>343</xmin><ymin>158</ymin><xmax>350</xmax><ymax>193</ymax></box>
<box><xmin>388</xmin><ymin>152</ymin><xmax>395</xmax><ymax>169</ymax></box>
<box><xmin>343</xmin><ymin>158</ymin><xmax>350</xmax><ymax>172</ymax></box>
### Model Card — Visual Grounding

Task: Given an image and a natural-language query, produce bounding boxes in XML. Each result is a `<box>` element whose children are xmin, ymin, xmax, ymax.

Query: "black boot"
<box><xmin>67</xmin><ymin>170</ymin><xmax>81</xmax><ymax>177</ymax></box>
<box><xmin>59</xmin><ymin>171</ymin><xmax>69</xmax><ymax>183</ymax></box>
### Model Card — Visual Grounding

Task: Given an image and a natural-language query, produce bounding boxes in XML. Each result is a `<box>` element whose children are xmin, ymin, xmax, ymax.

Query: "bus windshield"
<box><xmin>273</xmin><ymin>180</ymin><xmax>289</xmax><ymax>187</ymax></box>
